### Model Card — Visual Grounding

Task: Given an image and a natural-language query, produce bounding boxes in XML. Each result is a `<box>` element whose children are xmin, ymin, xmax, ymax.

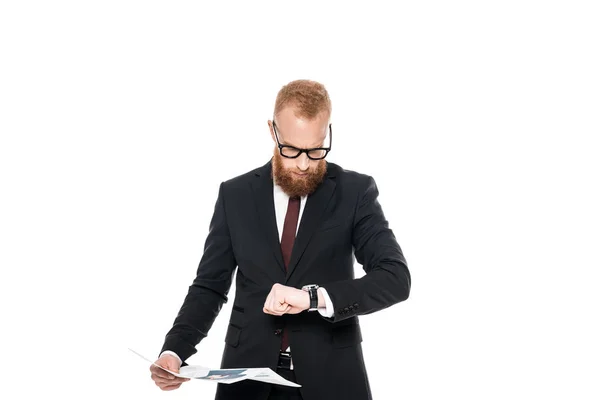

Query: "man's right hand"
<box><xmin>150</xmin><ymin>354</ymin><xmax>190</xmax><ymax>391</ymax></box>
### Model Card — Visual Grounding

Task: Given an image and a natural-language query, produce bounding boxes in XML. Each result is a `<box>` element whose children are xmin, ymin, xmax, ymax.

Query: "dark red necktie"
<box><xmin>280</xmin><ymin>196</ymin><xmax>300</xmax><ymax>351</ymax></box>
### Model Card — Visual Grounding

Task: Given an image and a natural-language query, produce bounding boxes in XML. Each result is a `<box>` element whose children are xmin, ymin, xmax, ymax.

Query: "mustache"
<box><xmin>272</xmin><ymin>149</ymin><xmax>326</xmax><ymax>197</ymax></box>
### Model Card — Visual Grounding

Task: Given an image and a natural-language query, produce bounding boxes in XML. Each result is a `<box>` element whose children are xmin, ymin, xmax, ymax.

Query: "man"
<box><xmin>150</xmin><ymin>79</ymin><xmax>411</xmax><ymax>400</ymax></box>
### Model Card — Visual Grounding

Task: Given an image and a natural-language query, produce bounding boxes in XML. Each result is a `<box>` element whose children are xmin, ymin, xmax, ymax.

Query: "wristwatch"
<box><xmin>302</xmin><ymin>284</ymin><xmax>320</xmax><ymax>311</ymax></box>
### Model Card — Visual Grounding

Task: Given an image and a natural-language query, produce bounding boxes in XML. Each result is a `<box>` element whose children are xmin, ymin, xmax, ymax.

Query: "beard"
<box><xmin>272</xmin><ymin>147</ymin><xmax>327</xmax><ymax>198</ymax></box>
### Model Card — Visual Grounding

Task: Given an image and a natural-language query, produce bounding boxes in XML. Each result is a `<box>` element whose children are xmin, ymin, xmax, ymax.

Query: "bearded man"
<box><xmin>150</xmin><ymin>79</ymin><xmax>411</xmax><ymax>400</ymax></box>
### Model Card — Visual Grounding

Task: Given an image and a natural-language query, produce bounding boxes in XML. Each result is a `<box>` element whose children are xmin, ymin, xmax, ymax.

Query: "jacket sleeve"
<box><xmin>322</xmin><ymin>176</ymin><xmax>411</xmax><ymax>323</ymax></box>
<box><xmin>159</xmin><ymin>182</ymin><xmax>237</xmax><ymax>362</ymax></box>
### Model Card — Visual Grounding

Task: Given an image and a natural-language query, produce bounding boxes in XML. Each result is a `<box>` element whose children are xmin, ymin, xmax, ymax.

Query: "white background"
<box><xmin>1</xmin><ymin>1</ymin><xmax>599</xmax><ymax>399</ymax></box>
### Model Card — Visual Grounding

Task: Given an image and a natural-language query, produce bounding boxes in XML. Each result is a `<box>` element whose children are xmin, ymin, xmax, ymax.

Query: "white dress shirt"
<box><xmin>272</xmin><ymin>183</ymin><xmax>334</xmax><ymax>321</ymax></box>
<box><xmin>161</xmin><ymin>182</ymin><xmax>335</xmax><ymax>366</ymax></box>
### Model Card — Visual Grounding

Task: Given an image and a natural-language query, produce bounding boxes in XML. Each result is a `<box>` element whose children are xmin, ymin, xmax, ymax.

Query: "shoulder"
<box><xmin>327</xmin><ymin>161</ymin><xmax>375</xmax><ymax>190</ymax></box>
<box><xmin>219</xmin><ymin>161</ymin><xmax>270</xmax><ymax>193</ymax></box>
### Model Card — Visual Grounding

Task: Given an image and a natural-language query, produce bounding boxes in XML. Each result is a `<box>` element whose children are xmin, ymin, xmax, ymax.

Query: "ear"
<box><xmin>268</xmin><ymin>120</ymin><xmax>275</xmax><ymax>142</ymax></box>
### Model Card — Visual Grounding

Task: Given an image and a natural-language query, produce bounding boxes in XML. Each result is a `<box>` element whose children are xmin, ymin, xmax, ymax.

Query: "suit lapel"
<box><xmin>250</xmin><ymin>160</ymin><xmax>286</xmax><ymax>274</ymax></box>
<box><xmin>286</xmin><ymin>165</ymin><xmax>337</xmax><ymax>282</ymax></box>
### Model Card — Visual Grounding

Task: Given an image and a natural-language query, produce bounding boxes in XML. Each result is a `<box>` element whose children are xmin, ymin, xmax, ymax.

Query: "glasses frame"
<box><xmin>272</xmin><ymin>120</ymin><xmax>333</xmax><ymax>160</ymax></box>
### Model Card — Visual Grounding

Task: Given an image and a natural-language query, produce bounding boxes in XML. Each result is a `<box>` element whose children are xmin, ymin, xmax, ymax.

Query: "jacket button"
<box><xmin>353</xmin><ymin>303</ymin><xmax>359</xmax><ymax>308</ymax></box>
<box><xmin>337</xmin><ymin>309</ymin><xmax>344</xmax><ymax>315</ymax></box>
<box><xmin>274</xmin><ymin>329</ymin><xmax>282</xmax><ymax>336</ymax></box>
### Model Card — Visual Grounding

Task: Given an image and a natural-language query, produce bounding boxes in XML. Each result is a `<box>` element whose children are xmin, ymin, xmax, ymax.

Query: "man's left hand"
<box><xmin>263</xmin><ymin>283</ymin><xmax>309</xmax><ymax>316</ymax></box>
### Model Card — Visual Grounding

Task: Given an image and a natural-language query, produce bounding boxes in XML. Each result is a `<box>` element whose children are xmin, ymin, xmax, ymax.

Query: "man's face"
<box><xmin>269</xmin><ymin>107</ymin><xmax>329</xmax><ymax>198</ymax></box>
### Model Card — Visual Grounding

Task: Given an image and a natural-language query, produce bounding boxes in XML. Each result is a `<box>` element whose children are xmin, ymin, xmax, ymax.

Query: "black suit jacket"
<box><xmin>160</xmin><ymin>160</ymin><xmax>410</xmax><ymax>400</ymax></box>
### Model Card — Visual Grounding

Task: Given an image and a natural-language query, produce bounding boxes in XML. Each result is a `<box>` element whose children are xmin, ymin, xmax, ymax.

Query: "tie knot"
<box><xmin>290</xmin><ymin>196</ymin><xmax>300</xmax><ymax>202</ymax></box>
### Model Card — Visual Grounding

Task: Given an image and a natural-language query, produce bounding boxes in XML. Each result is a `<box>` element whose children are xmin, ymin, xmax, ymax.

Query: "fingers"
<box><xmin>163</xmin><ymin>382</ymin><xmax>183</xmax><ymax>391</ymax></box>
<box><xmin>263</xmin><ymin>290</ymin><xmax>280</xmax><ymax>315</ymax></box>
<box><xmin>151</xmin><ymin>372</ymin><xmax>189</xmax><ymax>391</ymax></box>
<box><xmin>152</xmin><ymin>374</ymin><xmax>190</xmax><ymax>385</ymax></box>
<box><xmin>263</xmin><ymin>304</ymin><xmax>291</xmax><ymax>316</ymax></box>
<box><xmin>271</xmin><ymin>289</ymin><xmax>291</xmax><ymax>314</ymax></box>
<box><xmin>154</xmin><ymin>380</ymin><xmax>184</xmax><ymax>391</ymax></box>
<box><xmin>150</xmin><ymin>355</ymin><xmax>189</xmax><ymax>391</ymax></box>
<box><xmin>150</xmin><ymin>364</ymin><xmax>177</xmax><ymax>380</ymax></box>
<box><xmin>150</xmin><ymin>364</ymin><xmax>190</xmax><ymax>389</ymax></box>
<box><xmin>265</xmin><ymin>294</ymin><xmax>288</xmax><ymax>315</ymax></box>
<box><xmin>263</xmin><ymin>284</ymin><xmax>295</xmax><ymax>316</ymax></box>
<box><xmin>263</xmin><ymin>290</ymin><xmax>273</xmax><ymax>311</ymax></box>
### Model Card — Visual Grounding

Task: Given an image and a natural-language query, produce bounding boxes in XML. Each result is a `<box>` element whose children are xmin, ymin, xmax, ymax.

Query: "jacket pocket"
<box><xmin>331</xmin><ymin>320</ymin><xmax>363</xmax><ymax>348</ymax></box>
<box><xmin>317</xmin><ymin>221</ymin><xmax>343</xmax><ymax>234</ymax></box>
<box><xmin>229</xmin><ymin>306</ymin><xmax>247</xmax><ymax>328</ymax></box>
<box><xmin>225</xmin><ymin>323</ymin><xmax>242</xmax><ymax>347</ymax></box>
<box><xmin>232</xmin><ymin>304</ymin><xmax>245</xmax><ymax>313</ymax></box>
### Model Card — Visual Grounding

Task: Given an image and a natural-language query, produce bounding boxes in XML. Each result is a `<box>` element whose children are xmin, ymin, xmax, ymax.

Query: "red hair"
<box><xmin>274</xmin><ymin>79</ymin><xmax>331</xmax><ymax>119</ymax></box>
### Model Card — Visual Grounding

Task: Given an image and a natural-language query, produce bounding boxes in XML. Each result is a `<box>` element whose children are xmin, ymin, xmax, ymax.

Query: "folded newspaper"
<box><xmin>129</xmin><ymin>348</ymin><xmax>301</xmax><ymax>387</ymax></box>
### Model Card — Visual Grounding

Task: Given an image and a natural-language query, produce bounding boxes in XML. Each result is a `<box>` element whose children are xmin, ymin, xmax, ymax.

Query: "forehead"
<box><xmin>275</xmin><ymin>108</ymin><xmax>329</xmax><ymax>148</ymax></box>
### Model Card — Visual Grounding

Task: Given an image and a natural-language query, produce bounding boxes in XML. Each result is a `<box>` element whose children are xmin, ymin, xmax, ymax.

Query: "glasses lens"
<box><xmin>308</xmin><ymin>149</ymin><xmax>327</xmax><ymax>159</ymax></box>
<box><xmin>281</xmin><ymin>147</ymin><xmax>301</xmax><ymax>158</ymax></box>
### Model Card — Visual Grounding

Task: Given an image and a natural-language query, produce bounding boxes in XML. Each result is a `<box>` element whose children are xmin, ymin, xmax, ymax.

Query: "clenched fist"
<box><xmin>263</xmin><ymin>283</ymin><xmax>310</xmax><ymax>315</ymax></box>
<box><xmin>150</xmin><ymin>354</ymin><xmax>190</xmax><ymax>391</ymax></box>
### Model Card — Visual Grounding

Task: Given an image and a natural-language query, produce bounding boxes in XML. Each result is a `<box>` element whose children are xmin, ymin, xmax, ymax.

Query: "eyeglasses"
<box><xmin>272</xmin><ymin>121</ymin><xmax>332</xmax><ymax>160</ymax></box>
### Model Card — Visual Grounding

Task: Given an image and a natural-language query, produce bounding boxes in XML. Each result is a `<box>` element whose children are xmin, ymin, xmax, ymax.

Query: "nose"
<box><xmin>296</xmin><ymin>153</ymin><xmax>310</xmax><ymax>171</ymax></box>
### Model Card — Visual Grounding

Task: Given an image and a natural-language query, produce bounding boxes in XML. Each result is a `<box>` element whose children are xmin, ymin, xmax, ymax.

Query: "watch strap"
<box><xmin>308</xmin><ymin>287</ymin><xmax>318</xmax><ymax>310</ymax></box>
<box><xmin>303</xmin><ymin>284</ymin><xmax>319</xmax><ymax>311</ymax></box>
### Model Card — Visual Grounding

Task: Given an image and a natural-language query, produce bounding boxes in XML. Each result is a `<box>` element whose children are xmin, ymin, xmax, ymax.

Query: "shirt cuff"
<box><xmin>317</xmin><ymin>287</ymin><xmax>335</xmax><ymax>318</ymax></box>
<box><xmin>159</xmin><ymin>350</ymin><xmax>182</xmax><ymax>368</ymax></box>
